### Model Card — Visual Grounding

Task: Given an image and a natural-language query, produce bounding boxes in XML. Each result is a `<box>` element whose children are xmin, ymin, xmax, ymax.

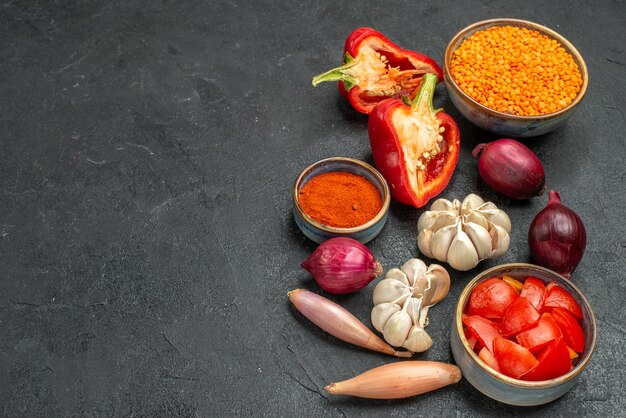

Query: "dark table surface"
<box><xmin>1</xmin><ymin>1</ymin><xmax>625</xmax><ymax>416</ymax></box>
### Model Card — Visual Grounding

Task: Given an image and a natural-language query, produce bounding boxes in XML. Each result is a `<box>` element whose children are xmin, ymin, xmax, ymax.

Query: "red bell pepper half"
<box><xmin>368</xmin><ymin>73</ymin><xmax>460</xmax><ymax>207</ymax></box>
<box><xmin>312</xmin><ymin>27</ymin><xmax>443</xmax><ymax>114</ymax></box>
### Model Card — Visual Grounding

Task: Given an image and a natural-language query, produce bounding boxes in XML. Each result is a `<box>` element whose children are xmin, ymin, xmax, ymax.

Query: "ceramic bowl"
<box><xmin>292</xmin><ymin>157</ymin><xmax>390</xmax><ymax>244</ymax></box>
<box><xmin>444</xmin><ymin>18</ymin><xmax>588</xmax><ymax>137</ymax></box>
<box><xmin>450</xmin><ymin>263</ymin><xmax>597</xmax><ymax>406</ymax></box>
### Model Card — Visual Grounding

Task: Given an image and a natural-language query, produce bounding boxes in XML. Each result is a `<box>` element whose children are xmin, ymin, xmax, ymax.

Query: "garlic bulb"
<box><xmin>417</xmin><ymin>194</ymin><xmax>511</xmax><ymax>271</ymax></box>
<box><xmin>371</xmin><ymin>259</ymin><xmax>450</xmax><ymax>353</ymax></box>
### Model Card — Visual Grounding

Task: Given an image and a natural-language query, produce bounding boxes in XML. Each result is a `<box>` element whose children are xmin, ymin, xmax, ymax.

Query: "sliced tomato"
<box><xmin>502</xmin><ymin>275</ymin><xmax>524</xmax><ymax>292</ymax></box>
<box><xmin>478</xmin><ymin>347</ymin><xmax>501</xmax><ymax>372</ymax></box>
<box><xmin>499</xmin><ymin>296</ymin><xmax>541</xmax><ymax>337</ymax></box>
<box><xmin>468</xmin><ymin>277</ymin><xmax>519</xmax><ymax>319</ymax></box>
<box><xmin>463</xmin><ymin>315</ymin><xmax>501</xmax><ymax>354</ymax></box>
<box><xmin>522</xmin><ymin>338</ymin><xmax>572</xmax><ymax>381</ymax></box>
<box><xmin>551</xmin><ymin>307</ymin><xmax>586</xmax><ymax>353</ymax></box>
<box><xmin>516</xmin><ymin>313</ymin><xmax>563</xmax><ymax>354</ymax></box>
<box><xmin>464</xmin><ymin>327</ymin><xmax>478</xmax><ymax>351</ymax></box>
<box><xmin>493</xmin><ymin>336</ymin><xmax>539</xmax><ymax>379</ymax></box>
<box><xmin>543</xmin><ymin>282</ymin><xmax>583</xmax><ymax>320</ymax></box>
<box><xmin>520</xmin><ymin>276</ymin><xmax>546</xmax><ymax>311</ymax></box>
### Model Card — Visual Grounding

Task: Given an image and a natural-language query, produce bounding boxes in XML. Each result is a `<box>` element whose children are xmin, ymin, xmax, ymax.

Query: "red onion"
<box><xmin>301</xmin><ymin>237</ymin><xmax>383</xmax><ymax>294</ymax></box>
<box><xmin>528</xmin><ymin>190</ymin><xmax>586</xmax><ymax>279</ymax></box>
<box><xmin>472</xmin><ymin>139</ymin><xmax>546</xmax><ymax>199</ymax></box>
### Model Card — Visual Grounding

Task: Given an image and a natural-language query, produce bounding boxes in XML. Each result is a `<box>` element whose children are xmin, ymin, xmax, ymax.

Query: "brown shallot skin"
<box><xmin>325</xmin><ymin>361</ymin><xmax>462</xmax><ymax>399</ymax></box>
<box><xmin>288</xmin><ymin>289</ymin><xmax>412</xmax><ymax>358</ymax></box>
<box><xmin>473</xmin><ymin>139</ymin><xmax>546</xmax><ymax>200</ymax></box>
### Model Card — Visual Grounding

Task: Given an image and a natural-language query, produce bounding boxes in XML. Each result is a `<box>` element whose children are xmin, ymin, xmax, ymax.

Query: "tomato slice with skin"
<box><xmin>479</xmin><ymin>347</ymin><xmax>501</xmax><ymax>372</ymax></box>
<box><xmin>464</xmin><ymin>327</ymin><xmax>478</xmax><ymax>351</ymax></box>
<box><xmin>502</xmin><ymin>275</ymin><xmax>524</xmax><ymax>293</ymax></box>
<box><xmin>543</xmin><ymin>282</ymin><xmax>583</xmax><ymax>320</ymax></box>
<box><xmin>516</xmin><ymin>313</ymin><xmax>563</xmax><ymax>354</ymax></box>
<box><xmin>463</xmin><ymin>315</ymin><xmax>501</xmax><ymax>354</ymax></box>
<box><xmin>520</xmin><ymin>276</ymin><xmax>546</xmax><ymax>311</ymax></box>
<box><xmin>522</xmin><ymin>337</ymin><xmax>572</xmax><ymax>381</ymax></box>
<box><xmin>468</xmin><ymin>277</ymin><xmax>519</xmax><ymax>319</ymax></box>
<box><xmin>499</xmin><ymin>296</ymin><xmax>541</xmax><ymax>337</ymax></box>
<box><xmin>493</xmin><ymin>336</ymin><xmax>539</xmax><ymax>379</ymax></box>
<box><xmin>551</xmin><ymin>307</ymin><xmax>586</xmax><ymax>353</ymax></box>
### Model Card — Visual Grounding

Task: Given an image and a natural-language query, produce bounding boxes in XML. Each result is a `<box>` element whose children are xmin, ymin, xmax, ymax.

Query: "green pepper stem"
<box><xmin>406</xmin><ymin>73</ymin><xmax>440</xmax><ymax>113</ymax></box>
<box><xmin>311</xmin><ymin>53</ymin><xmax>358</xmax><ymax>91</ymax></box>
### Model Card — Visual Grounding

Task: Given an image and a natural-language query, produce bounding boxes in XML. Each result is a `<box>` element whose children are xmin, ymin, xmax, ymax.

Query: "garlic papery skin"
<box><xmin>416</xmin><ymin>194</ymin><xmax>511</xmax><ymax>271</ymax></box>
<box><xmin>371</xmin><ymin>259</ymin><xmax>450</xmax><ymax>353</ymax></box>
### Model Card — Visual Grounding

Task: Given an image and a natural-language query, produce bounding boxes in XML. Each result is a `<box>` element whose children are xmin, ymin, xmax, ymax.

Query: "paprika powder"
<box><xmin>299</xmin><ymin>171</ymin><xmax>383</xmax><ymax>228</ymax></box>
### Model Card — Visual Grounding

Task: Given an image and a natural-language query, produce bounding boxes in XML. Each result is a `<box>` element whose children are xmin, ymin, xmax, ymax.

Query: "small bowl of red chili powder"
<box><xmin>292</xmin><ymin>157</ymin><xmax>391</xmax><ymax>244</ymax></box>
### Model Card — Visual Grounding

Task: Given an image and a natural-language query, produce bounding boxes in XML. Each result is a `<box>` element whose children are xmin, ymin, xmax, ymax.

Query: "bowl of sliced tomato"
<box><xmin>450</xmin><ymin>263</ymin><xmax>597</xmax><ymax>406</ymax></box>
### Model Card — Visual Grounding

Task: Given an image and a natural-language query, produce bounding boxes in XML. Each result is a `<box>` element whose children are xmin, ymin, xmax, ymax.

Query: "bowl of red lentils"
<box><xmin>292</xmin><ymin>157</ymin><xmax>391</xmax><ymax>244</ymax></box>
<box><xmin>444</xmin><ymin>18</ymin><xmax>588</xmax><ymax>137</ymax></box>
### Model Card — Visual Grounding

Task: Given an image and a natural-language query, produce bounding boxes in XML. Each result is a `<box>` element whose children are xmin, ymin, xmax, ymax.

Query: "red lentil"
<box><xmin>450</xmin><ymin>25</ymin><xmax>583</xmax><ymax>116</ymax></box>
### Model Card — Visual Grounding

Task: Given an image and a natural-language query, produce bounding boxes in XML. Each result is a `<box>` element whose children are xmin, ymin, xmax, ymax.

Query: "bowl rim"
<box><xmin>444</xmin><ymin>18</ymin><xmax>589</xmax><ymax>121</ymax></box>
<box><xmin>455</xmin><ymin>262</ymin><xmax>597</xmax><ymax>388</ymax></box>
<box><xmin>292</xmin><ymin>156</ymin><xmax>391</xmax><ymax>233</ymax></box>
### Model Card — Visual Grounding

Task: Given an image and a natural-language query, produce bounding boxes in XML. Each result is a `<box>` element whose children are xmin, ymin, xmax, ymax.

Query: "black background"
<box><xmin>1</xmin><ymin>1</ymin><xmax>625</xmax><ymax>416</ymax></box>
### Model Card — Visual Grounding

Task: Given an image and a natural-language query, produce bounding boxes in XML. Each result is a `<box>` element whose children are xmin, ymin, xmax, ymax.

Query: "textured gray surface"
<box><xmin>1</xmin><ymin>0</ymin><xmax>625</xmax><ymax>416</ymax></box>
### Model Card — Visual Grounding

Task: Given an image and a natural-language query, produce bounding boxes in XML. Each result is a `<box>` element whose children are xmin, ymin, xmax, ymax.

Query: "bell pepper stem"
<box><xmin>405</xmin><ymin>73</ymin><xmax>441</xmax><ymax>114</ymax></box>
<box><xmin>312</xmin><ymin>53</ymin><xmax>358</xmax><ymax>91</ymax></box>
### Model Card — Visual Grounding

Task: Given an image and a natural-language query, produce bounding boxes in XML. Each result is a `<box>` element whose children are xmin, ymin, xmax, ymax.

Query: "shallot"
<box><xmin>325</xmin><ymin>361</ymin><xmax>462</xmax><ymax>399</ymax></box>
<box><xmin>288</xmin><ymin>289</ymin><xmax>412</xmax><ymax>358</ymax></box>
<box><xmin>301</xmin><ymin>237</ymin><xmax>382</xmax><ymax>294</ymax></box>
<box><xmin>528</xmin><ymin>190</ymin><xmax>586</xmax><ymax>279</ymax></box>
<box><xmin>473</xmin><ymin>139</ymin><xmax>546</xmax><ymax>200</ymax></box>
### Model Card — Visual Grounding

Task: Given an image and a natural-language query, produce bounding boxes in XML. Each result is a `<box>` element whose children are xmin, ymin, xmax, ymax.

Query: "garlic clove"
<box><xmin>383</xmin><ymin>311</ymin><xmax>413</xmax><ymax>347</ymax></box>
<box><xmin>418</xmin><ymin>306</ymin><xmax>430</xmax><ymax>328</ymax></box>
<box><xmin>479</xmin><ymin>201</ymin><xmax>498</xmax><ymax>211</ymax></box>
<box><xmin>422</xmin><ymin>265</ymin><xmax>450</xmax><ymax>306</ymax></box>
<box><xmin>446</xmin><ymin>223</ymin><xmax>479</xmax><ymax>271</ymax></box>
<box><xmin>430</xmin><ymin>223</ymin><xmax>458</xmax><ymax>262</ymax></box>
<box><xmin>461</xmin><ymin>194</ymin><xmax>485</xmax><ymax>213</ymax></box>
<box><xmin>403</xmin><ymin>325</ymin><xmax>433</xmax><ymax>352</ymax></box>
<box><xmin>400</xmin><ymin>259</ymin><xmax>428</xmax><ymax>287</ymax></box>
<box><xmin>481</xmin><ymin>208</ymin><xmax>512</xmax><ymax>233</ymax></box>
<box><xmin>371</xmin><ymin>302</ymin><xmax>401</xmax><ymax>333</ymax></box>
<box><xmin>404</xmin><ymin>296</ymin><xmax>423</xmax><ymax>325</ymax></box>
<box><xmin>417</xmin><ymin>211</ymin><xmax>439</xmax><ymax>232</ymax></box>
<box><xmin>384</xmin><ymin>268</ymin><xmax>410</xmax><ymax>286</ymax></box>
<box><xmin>417</xmin><ymin>229</ymin><xmax>434</xmax><ymax>258</ymax></box>
<box><xmin>430</xmin><ymin>198</ymin><xmax>456</xmax><ymax>212</ymax></box>
<box><xmin>464</xmin><ymin>210</ymin><xmax>489</xmax><ymax>229</ymax></box>
<box><xmin>432</xmin><ymin>212</ymin><xmax>459</xmax><ymax>231</ymax></box>
<box><xmin>463</xmin><ymin>221</ymin><xmax>493</xmax><ymax>260</ymax></box>
<box><xmin>489</xmin><ymin>223</ymin><xmax>511</xmax><ymax>258</ymax></box>
<box><xmin>373</xmin><ymin>279</ymin><xmax>411</xmax><ymax>305</ymax></box>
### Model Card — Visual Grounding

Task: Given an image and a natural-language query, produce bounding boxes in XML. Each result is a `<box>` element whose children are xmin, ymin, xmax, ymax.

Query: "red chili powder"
<box><xmin>298</xmin><ymin>171</ymin><xmax>383</xmax><ymax>228</ymax></box>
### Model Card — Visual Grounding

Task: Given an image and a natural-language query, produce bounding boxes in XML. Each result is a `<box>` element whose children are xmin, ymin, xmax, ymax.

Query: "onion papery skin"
<box><xmin>301</xmin><ymin>237</ymin><xmax>383</xmax><ymax>294</ymax></box>
<box><xmin>528</xmin><ymin>190</ymin><xmax>586</xmax><ymax>279</ymax></box>
<box><xmin>473</xmin><ymin>139</ymin><xmax>546</xmax><ymax>200</ymax></box>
